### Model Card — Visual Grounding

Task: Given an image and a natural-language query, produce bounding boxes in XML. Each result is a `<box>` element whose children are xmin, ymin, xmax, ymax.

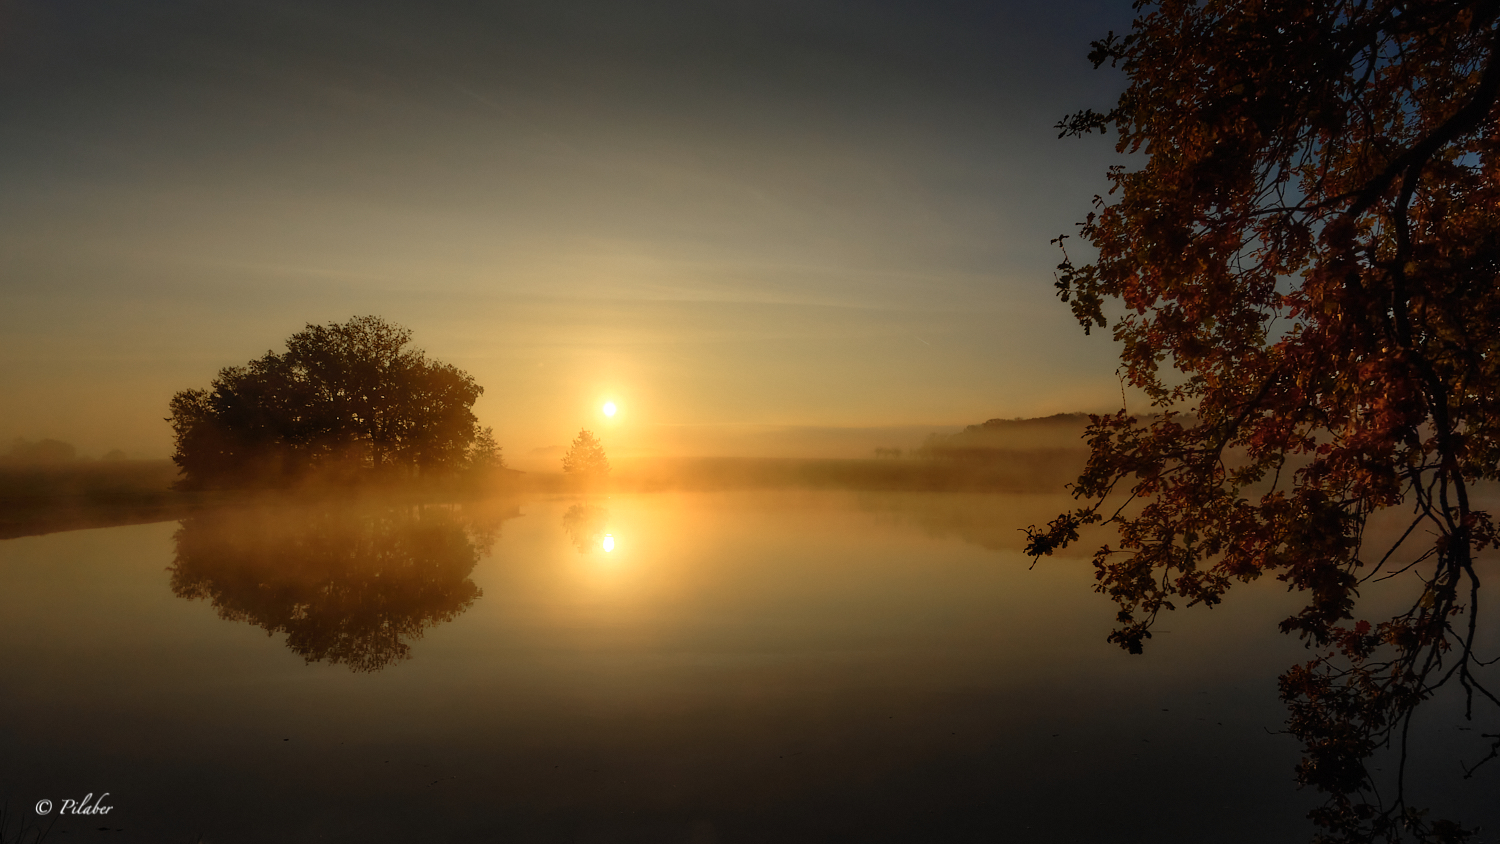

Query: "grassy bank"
<box><xmin>0</xmin><ymin>460</ymin><xmax>209</xmax><ymax>539</ymax></box>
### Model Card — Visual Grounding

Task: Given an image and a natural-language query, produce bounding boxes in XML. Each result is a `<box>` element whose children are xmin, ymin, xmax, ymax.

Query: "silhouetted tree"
<box><xmin>465</xmin><ymin>426</ymin><xmax>506</xmax><ymax>473</ymax></box>
<box><xmin>1028</xmin><ymin>2</ymin><xmax>1500</xmax><ymax>841</ymax></box>
<box><xmin>168</xmin><ymin>316</ymin><xmax>494</xmax><ymax>488</ymax></box>
<box><xmin>170</xmin><ymin>502</ymin><xmax>497</xmax><ymax>672</ymax></box>
<box><xmin>561</xmin><ymin>428</ymin><xmax>609</xmax><ymax>478</ymax></box>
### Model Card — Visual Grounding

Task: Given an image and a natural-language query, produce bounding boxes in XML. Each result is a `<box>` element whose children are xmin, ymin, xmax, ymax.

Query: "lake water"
<box><xmin>1</xmin><ymin>490</ymin><xmax>1495</xmax><ymax>843</ymax></box>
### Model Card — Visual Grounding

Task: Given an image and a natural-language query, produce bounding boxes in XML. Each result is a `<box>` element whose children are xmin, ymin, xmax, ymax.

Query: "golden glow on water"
<box><xmin>0</xmin><ymin>490</ymin><xmax>1396</xmax><ymax>841</ymax></box>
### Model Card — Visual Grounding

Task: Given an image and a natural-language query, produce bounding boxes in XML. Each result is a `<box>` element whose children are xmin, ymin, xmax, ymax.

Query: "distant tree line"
<box><xmin>168</xmin><ymin>316</ymin><xmax>501</xmax><ymax>489</ymax></box>
<box><xmin>1</xmin><ymin>438</ymin><xmax>130</xmax><ymax>464</ymax></box>
<box><xmin>2</xmin><ymin>438</ymin><xmax>77</xmax><ymax>463</ymax></box>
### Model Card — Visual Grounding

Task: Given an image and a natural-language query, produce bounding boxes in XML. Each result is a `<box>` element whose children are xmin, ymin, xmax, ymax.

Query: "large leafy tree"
<box><xmin>169</xmin><ymin>316</ymin><xmax>494</xmax><ymax>487</ymax></box>
<box><xmin>1026</xmin><ymin>0</ymin><xmax>1500</xmax><ymax>840</ymax></box>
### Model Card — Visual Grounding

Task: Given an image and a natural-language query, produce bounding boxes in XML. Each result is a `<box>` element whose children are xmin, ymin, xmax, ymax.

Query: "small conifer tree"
<box><xmin>561</xmin><ymin>429</ymin><xmax>609</xmax><ymax>477</ymax></box>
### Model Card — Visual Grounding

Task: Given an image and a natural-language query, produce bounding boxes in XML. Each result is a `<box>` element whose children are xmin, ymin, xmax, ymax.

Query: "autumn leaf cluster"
<box><xmin>1031</xmin><ymin>0</ymin><xmax>1500</xmax><ymax>840</ymax></box>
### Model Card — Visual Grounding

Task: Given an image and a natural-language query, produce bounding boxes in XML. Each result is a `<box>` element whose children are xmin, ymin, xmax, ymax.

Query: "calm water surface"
<box><xmin>1</xmin><ymin>490</ymin><xmax>1494</xmax><ymax>842</ymax></box>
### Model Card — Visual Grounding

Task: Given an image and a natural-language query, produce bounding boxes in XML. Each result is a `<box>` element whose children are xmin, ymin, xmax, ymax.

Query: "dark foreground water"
<box><xmin>1</xmin><ymin>490</ymin><xmax>1495</xmax><ymax>843</ymax></box>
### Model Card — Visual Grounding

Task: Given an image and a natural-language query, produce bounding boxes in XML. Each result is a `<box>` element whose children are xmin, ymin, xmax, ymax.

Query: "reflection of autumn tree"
<box><xmin>561</xmin><ymin>503</ymin><xmax>608</xmax><ymax>553</ymax></box>
<box><xmin>170</xmin><ymin>502</ymin><xmax>505</xmax><ymax>672</ymax></box>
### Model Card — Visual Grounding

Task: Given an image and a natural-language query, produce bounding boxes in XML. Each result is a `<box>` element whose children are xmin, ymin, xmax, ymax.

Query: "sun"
<box><xmin>601</xmin><ymin>401</ymin><xmax>617</xmax><ymax>417</ymax></box>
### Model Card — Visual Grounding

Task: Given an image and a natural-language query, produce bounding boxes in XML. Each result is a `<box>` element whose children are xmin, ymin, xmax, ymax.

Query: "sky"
<box><xmin>0</xmin><ymin>0</ymin><xmax>1137</xmax><ymax>468</ymax></box>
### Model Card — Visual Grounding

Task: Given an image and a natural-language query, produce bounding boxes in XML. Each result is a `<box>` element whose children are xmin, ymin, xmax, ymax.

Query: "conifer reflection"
<box><xmin>561</xmin><ymin>503</ymin><xmax>609</xmax><ymax>553</ymax></box>
<box><xmin>170</xmin><ymin>502</ymin><xmax>500</xmax><ymax>672</ymax></box>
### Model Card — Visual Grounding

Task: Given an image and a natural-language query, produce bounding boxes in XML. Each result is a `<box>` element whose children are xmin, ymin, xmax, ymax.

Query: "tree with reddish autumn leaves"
<box><xmin>1027</xmin><ymin>1</ymin><xmax>1500</xmax><ymax>841</ymax></box>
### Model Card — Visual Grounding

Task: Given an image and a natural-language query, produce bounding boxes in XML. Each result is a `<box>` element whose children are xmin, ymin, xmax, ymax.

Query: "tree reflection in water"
<box><xmin>169</xmin><ymin>501</ymin><xmax>511</xmax><ymax>672</ymax></box>
<box><xmin>561</xmin><ymin>503</ymin><xmax>608</xmax><ymax>553</ymax></box>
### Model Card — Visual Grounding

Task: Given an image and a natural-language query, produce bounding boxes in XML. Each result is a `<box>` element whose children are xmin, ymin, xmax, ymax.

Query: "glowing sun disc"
<box><xmin>602</xmin><ymin>402</ymin><xmax>617</xmax><ymax>417</ymax></box>
<box><xmin>602</xmin><ymin>534</ymin><xmax>615</xmax><ymax>552</ymax></box>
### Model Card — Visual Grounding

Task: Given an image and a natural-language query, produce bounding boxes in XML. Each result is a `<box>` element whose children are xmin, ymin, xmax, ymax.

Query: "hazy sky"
<box><xmin>0</xmin><ymin>0</ymin><xmax>1135</xmax><ymax>466</ymax></box>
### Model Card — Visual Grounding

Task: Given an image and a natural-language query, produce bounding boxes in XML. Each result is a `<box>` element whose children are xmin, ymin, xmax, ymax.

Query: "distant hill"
<box><xmin>917</xmin><ymin>413</ymin><xmax>1091</xmax><ymax>455</ymax></box>
<box><xmin>600</xmin><ymin>414</ymin><xmax>1094</xmax><ymax>493</ymax></box>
